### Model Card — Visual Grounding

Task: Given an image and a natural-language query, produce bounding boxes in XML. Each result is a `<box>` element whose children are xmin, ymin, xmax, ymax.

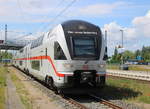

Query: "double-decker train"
<box><xmin>13</xmin><ymin>20</ymin><xmax>107</xmax><ymax>93</ymax></box>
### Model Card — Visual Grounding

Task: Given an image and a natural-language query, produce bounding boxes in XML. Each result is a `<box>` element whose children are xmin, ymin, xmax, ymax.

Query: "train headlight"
<box><xmin>63</xmin><ymin>63</ymin><xmax>74</xmax><ymax>68</ymax></box>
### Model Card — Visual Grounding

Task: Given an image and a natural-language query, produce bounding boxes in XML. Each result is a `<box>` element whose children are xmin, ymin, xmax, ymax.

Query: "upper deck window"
<box><xmin>19</xmin><ymin>49</ymin><xmax>23</xmax><ymax>53</ymax></box>
<box><xmin>31</xmin><ymin>36</ymin><xmax>44</xmax><ymax>49</ymax></box>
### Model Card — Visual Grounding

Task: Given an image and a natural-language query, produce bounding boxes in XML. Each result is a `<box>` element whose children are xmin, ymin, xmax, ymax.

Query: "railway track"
<box><xmin>62</xmin><ymin>93</ymin><xmax>123</xmax><ymax>109</ymax></box>
<box><xmin>9</xmin><ymin>66</ymin><xmax>123</xmax><ymax>109</ymax></box>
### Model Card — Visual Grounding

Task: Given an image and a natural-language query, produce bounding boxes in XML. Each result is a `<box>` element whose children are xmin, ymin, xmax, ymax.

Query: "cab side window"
<box><xmin>103</xmin><ymin>47</ymin><xmax>108</xmax><ymax>60</ymax></box>
<box><xmin>54</xmin><ymin>42</ymin><xmax>67</xmax><ymax>60</ymax></box>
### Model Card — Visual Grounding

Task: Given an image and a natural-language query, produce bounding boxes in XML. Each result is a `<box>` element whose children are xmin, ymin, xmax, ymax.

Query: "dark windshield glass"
<box><xmin>73</xmin><ymin>37</ymin><xmax>96</xmax><ymax>57</ymax></box>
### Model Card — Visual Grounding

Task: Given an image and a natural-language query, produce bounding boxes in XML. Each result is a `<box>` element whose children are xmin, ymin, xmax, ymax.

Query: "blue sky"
<box><xmin>0</xmin><ymin>0</ymin><xmax>150</xmax><ymax>55</ymax></box>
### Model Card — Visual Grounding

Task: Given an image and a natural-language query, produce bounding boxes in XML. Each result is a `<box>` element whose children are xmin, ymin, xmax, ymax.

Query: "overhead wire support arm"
<box><xmin>11</xmin><ymin>33</ymin><xmax>32</xmax><ymax>40</ymax></box>
<box><xmin>7</xmin><ymin>30</ymin><xmax>28</xmax><ymax>34</ymax></box>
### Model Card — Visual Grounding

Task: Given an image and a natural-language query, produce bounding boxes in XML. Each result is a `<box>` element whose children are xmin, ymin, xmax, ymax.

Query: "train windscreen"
<box><xmin>73</xmin><ymin>37</ymin><xmax>96</xmax><ymax>57</ymax></box>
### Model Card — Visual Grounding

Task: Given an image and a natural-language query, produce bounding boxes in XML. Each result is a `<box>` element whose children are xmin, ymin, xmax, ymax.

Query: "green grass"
<box><xmin>10</xmin><ymin>73</ymin><xmax>32</xmax><ymax>109</ymax></box>
<box><xmin>0</xmin><ymin>67</ymin><xmax>7</xmax><ymax>109</ymax></box>
<box><xmin>106</xmin><ymin>64</ymin><xmax>119</xmax><ymax>70</ymax></box>
<box><xmin>103</xmin><ymin>77</ymin><xmax>150</xmax><ymax>104</ymax></box>
<box><xmin>129</xmin><ymin>65</ymin><xmax>150</xmax><ymax>72</ymax></box>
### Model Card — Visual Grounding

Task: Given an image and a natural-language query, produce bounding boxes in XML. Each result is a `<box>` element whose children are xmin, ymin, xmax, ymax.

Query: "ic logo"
<box><xmin>78</xmin><ymin>25</ymin><xmax>86</xmax><ymax>30</ymax></box>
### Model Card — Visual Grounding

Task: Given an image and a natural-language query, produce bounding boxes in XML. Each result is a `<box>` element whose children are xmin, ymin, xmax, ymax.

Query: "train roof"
<box><xmin>61</xmin><ymin>20</ymin><xmax>100</xmax><ymax>32</ymax></box>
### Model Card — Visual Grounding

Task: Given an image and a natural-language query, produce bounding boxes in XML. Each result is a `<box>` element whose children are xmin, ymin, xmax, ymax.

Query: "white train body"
<box><xmin>13</xmin><ymin>20</ymin><xmax>107</xmax><ymax>89</ymax></box>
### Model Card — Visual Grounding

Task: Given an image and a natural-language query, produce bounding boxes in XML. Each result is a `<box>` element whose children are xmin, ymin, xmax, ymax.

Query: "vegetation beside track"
<box><xmin>129</xmin><ymin>65</ymin><xmax>150</xmax><ymax>72</ymax></box>
<box><xmin>10</xmin><ymin>72</ymin><xmax>33</xmax><ymax>109</ymax></box>
<box><xmin>0</xmin><ymin>67</ymin><xmax>7</xmax><ymax>109</ymax></box>
<box><xmin>103</xmin><ymin>77</ymin><xmax>150</xmax><ymax>104</ymax></box>
<box><xmin>107</xmin><ymin>64</ymin><xmax>150</xmax><ymax>72</ymax></box>
<box><xmin>107</xmin><ymin>64</ymin><xmax>119</xmax><ymax>70</ymax></box>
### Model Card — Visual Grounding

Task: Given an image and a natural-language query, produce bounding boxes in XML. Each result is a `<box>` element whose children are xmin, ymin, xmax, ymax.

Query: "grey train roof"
<box><xmin>61</xmin><ymin>20</ymin><xmax>100</xmax><ymax>32</ymax></box>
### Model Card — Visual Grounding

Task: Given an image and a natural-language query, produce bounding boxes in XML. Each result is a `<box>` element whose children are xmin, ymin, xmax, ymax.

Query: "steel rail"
<box><xmin>62</xmin><ymin>95</ymin><xmax>89</xmax><ymax>109</ymax></box>
<box><xmin>88</xmin><ymin>94</ymin><xmax>122</xmax><ymax>109</ymax></box>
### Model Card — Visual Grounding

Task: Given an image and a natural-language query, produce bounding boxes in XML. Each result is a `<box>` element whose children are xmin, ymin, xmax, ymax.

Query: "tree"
<box><xmin>111</xmin><ymin>48</ymin><xmax>118</xmax><ymax>62</ymax></box>
<box><xmin>141</xmin><ymin>46</ymin><xmax>150</xmax><ymax>62</ymax></box>
<box><xmin>110</xmin><ymin>48</ymin><xmax>121</xmax><ymax>63</ymax></box>
<box><xmin>123</xmin><ymin>50</ymin><xmax>134</xmax><ymax>60</ymax></box>
<box><xmin>109</xmin><ymin>46</ymin><xmax>150</xmax><ymax>63</ymax></box>
<box><xmin>0</xmin><ymin>51</ymin><xmax>12</xmax><ymax>59</ymax></box>
<box><xmin>135</xmin><ymin>49</ymin><xmax>141</xmax><ymax>58</ymax></box>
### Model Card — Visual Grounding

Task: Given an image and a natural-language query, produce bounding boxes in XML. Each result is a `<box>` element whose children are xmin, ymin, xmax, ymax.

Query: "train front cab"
<box><xmin>52</xmin><ymin>21</ymin><xmax>107</xmax><ymax>89</ymax></box>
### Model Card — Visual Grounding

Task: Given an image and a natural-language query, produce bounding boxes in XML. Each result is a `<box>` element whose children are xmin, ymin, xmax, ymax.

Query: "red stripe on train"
<box><xmin>15</xmin><ymin>56</ymin><xmax>65</xmax><ymax>77</ymax></box>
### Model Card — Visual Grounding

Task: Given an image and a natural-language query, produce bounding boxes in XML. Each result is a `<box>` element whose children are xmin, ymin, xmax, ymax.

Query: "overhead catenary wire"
<box><xmin>7</xmin><ymin>30</ymin><xmax>32</xmax><ymax>40</ymax></box>
<box><xmin>36</xmin><ymin>0</ymin><xmax>66</xmax><ymax>32</ymax></box>
<box><xmin>11</xmin><ymin>33</ymin><xmax>32</xmax><ymax>40</ymax></box>
<box><xmin>7</xmin><ymin>30</ymin><xmax>28</xmax><ymax>34</ymax></box>
<box><xmin>16</xmin><ymin>0</ymin><xmax>77</xmax><ymax>40</ymax></box>
<box><xmin>39</xmin><ymin>0</ymin><xmax>77</xmax><ymax>32</ymax></box>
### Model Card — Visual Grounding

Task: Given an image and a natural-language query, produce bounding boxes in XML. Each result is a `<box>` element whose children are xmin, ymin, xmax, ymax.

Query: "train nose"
<box><xmin>73</xmin><ymin>70</ymin><xmax>96</xmax><ymax>86</ymax></box>
<box><xmin>80</xmin><ymin>72</ymin><xmax>93</xmax><ymax>83</ymax></box>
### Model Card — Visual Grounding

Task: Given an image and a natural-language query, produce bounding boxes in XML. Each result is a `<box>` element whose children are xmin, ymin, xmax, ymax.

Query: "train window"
<box><xmin>73</xmin><ymin>37</ymin><xmax>96</xmax><ymax>57</ymax></box>
<box><xmin>31</xmin><ymin>61</ymin><xmax>40</xmax><ymax>71</ymax></box>
<box><xmin>31</xmin><ymin>35</ymin><xmax>44</xmax><ymax>49</ymax></box>
<box><xmin>19</xmin><ymin>61</ymin><xmax>22</xmax><ymax>66</ymax></box>
<box><xmin>47</xmin><ymin>30</ymin><xmax>53</xmax><ymax>38</ymax></box>
<box><xmin>103</xmin><ymin>47</ymin><xmax>108</xmax><ymax>60</ymax></box>
<box><xmin>19</xmin><ymin>49</ymin><xmax>23</xmax><ymax>53</ymax></box>
<box><xmin>54</xmin><ymin>42</ymin><xmax>67</xmax><ymax>60</ymax></box>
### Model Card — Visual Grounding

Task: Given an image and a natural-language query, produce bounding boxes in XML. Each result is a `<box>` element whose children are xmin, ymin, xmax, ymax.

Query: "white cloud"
<box><xmin>103</xmin><ymin>22</ymin><xmax>138</xmax><ymax>42</ymax></box>
<box><xmin>104</xmin><ymin>10</ymin><xmax>150</xmax><ymax>40</ymax></box>
<box><xmin>132</xmin><ymin>10</ymin><xmax>150</xmax><ymax>37</ymax></box>
<box><xmin>0</xmin><ymin>0</ymin><xmax>72</xmax><ymax>22</ymax></box>
<box><xmin>0</xmin><ymin>0</ymin><xmax>127</xmax><ymax>22</ymax></box>
<box><xmin>78</xmin><ymin>2</ymin><xmax>125</xmax><ymax>16</ymax></box>
<box><xmin>103</xmin><ymin>22</ymin><xmax>122</xmax><ymax>40</ymax></box>
<box><xmin>103</xmin><ymin>10</ymin><xmax>150</xmax><ymax>55</ymax></box>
